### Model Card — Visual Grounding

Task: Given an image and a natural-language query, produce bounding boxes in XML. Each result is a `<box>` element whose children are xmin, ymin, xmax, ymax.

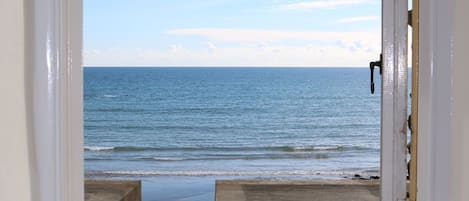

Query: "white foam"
<box><xmin>313</xmin><ymin>146</ymin><xmax>341</xmax><ymax>150</ymax></box>
<box><xmin>84</xmin><ymin>146</ymin><xmax>115</xmax><ymax>151</ymax></box>
<box><xmin>102</xmin><ymin>94</ymin><xmax>119</xmax><ymax>98</ymax></box>
<box><xmin>101</xmin><ymin>169</ymin><xmax>357</xmax><ymax>177</ymax></box>
<box><xmin>289</xmin><ymin>146</ymin><xmax>340</xmax><ymax>151</ymax></box>
<box><xmin>152</xmin><ymin>157</ymin><xmax>185</xmax><ymax>161</ymax></box>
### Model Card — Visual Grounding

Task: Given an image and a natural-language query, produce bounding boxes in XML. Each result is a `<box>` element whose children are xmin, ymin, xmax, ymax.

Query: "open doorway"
<box><xmin>82</xmin><ymin>1</ymin><xmax>406</xmax><ymax>201</ymax></box>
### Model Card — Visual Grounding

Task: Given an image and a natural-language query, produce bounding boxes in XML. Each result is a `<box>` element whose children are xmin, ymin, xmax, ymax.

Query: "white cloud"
<box><xmin>337</xmin><ymin>16</ymin><xmax>379</xmax><ymax>23</ymax></box>
<box><xmin>85</xmin><ymin>28</ymin><xmax>380</xmax><ymax>67</ymax></box>
<box><xmin>84</xmin><ymin>42</ymin><xmax>380</xmax><ymax>67</ymax></box>
<box><xmin>279</xmin><ymin>0</ymin><xmax>371</xmax><ymax>10</ymax></box>
<box><xmin>165</xmin><ymin>28</ymin><xmax>379</xmax><ymax>44</ymax></box>
<box><xmin>205</xmin><ymin>42</ymin><xmax>217</xmax><ymax>53</ymax></box>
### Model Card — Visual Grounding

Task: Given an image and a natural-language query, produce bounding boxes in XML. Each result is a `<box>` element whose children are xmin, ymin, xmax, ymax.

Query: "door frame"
<box><xmin>25</xmin><ymin>0</ymin><xmax>83</xmax><ymax>200</ymax></box>
<box><xmin>26</xmin><ymin>0</ymin><xmax>456</xmax><ymax>201</ymax></box>
<box><xmin>380</xmin><ymin>0</ymin><xmax>409</xmax><ymax>200</ymax></box>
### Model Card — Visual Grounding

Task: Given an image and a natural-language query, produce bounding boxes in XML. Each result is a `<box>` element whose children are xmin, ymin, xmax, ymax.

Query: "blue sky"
<box><xmin>84</xmin><ymin>0</ymin><xmax>381</xmax><ymax>67</ymax></box>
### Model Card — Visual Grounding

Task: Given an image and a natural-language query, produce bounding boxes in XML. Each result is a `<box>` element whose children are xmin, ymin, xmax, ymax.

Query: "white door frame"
<box><xmin>25</xmin><ymin>0</ymin><xmax>429</xmax><ymax>201</ymax></box>
<box><xmin>380</xmin><ymin>0</ymin><xmax>408</xmax><ymax>201</ymax></box>
<box><xmin>26</xmin><ymin>0</ymin><xmax>83</xmax><ymax>201</ymax></box>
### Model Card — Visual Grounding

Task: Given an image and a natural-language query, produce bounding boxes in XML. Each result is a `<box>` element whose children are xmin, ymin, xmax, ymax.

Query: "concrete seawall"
<box><xmin>85</xmin><ymin>180</ymin><xmax>141</xmax><ymax>201</ymax></box>
<box><xmin>216</xmin><ymin>180</ymin><xmax>380</xmax><ymax>201</ymax></box>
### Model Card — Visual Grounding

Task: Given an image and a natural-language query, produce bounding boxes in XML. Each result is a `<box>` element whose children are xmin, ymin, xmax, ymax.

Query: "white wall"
<box><xmin>0</xmin><ymin>0</ymin><xmax>34</xmax><ymax>200</ymax></box>
<box><xmin>452</xmin><ymin>0</ymin><xmax>469</xmax><ymax>200</ymax></box>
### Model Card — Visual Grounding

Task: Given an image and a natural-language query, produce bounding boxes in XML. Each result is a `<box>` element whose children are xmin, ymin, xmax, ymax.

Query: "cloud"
<box><xmin>85</xmin><ymin>28</ymin><xmax>381</xmax><ymax>67</ymax></box>
<box><xmin>84</xmin><ymin>42</ymin><xmax>380</xmax><ymax>67</ymax></box>
<box><xmin>279</xmin><ymin>0</ymin><xmax>371</xmax><ymax>10</ymax></box>
<box><xmin>165</xmin><ymin>28</ymin><xmax>379</xmax><ymax>44</ymax></box>
<box><xmin>205</xmin><ymin>42</ymin><xmax>217</xmax><ymax>53</ymax></box>
<box><xmin>337</xmin><ymin>16</ymin><xmax>379</xmax><ymax>23</ymax></box>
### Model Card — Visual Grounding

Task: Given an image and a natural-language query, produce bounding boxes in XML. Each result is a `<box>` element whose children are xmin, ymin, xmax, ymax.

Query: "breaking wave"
<box><xmin>84</xmin><ymin>145</ymin><xmax>371</xmax><ymax>152</ymax></box>
<box><xmin>87</xmin><ymin>169</ymin><xmax>378</xmax><ymax>177</ymax></box>
<box><xmin>84</xmin><ymin>146</ymin><xmax>115</xmax><ymax>151</ymax></box>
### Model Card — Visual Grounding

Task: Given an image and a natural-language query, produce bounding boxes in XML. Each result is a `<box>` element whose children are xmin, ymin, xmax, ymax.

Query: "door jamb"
<box><xmin>380</xmin><ymin>0</ymin><xmax>409</xmax><ymax>200</ymax></box>
<box><xmin>26</xmin><ymin>0</ymin><xmax>84</xmax><ymax>201</ymax></box>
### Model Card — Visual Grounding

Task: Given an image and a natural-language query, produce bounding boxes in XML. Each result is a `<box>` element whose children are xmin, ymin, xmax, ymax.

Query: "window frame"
<box><xmin>27</xmin><ymin>0</ymin><xmax>444</xmax><ymax>200</ymax></box>
<box><xmin>380</xmin><ymin>0</ymin><xmax>409</xmax><ymax>200</ymax></box>
<box><xmin>26</xmin><ymin>0</ymin><xmax>84</xmax><ymax>200</ymax></box>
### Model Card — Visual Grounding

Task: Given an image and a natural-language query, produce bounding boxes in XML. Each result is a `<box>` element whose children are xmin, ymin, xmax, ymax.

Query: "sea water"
<box><xmin>84</xmin><ymin>67</ymin><xmax>381</xmax><ymax>201</ymax></box>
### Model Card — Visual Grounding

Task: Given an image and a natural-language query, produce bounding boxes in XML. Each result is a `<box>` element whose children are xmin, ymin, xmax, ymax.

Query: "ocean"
<box><xmin>84</xmin><ymin>67</ymin><xmax>381</xmax><ymax>201</ymax></box>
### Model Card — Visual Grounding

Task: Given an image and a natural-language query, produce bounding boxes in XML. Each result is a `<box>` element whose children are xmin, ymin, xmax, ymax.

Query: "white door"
<box><xmin>380</xmin><ymin>0</ymin><xmax>408</xmax><ymax>201</ymax></box>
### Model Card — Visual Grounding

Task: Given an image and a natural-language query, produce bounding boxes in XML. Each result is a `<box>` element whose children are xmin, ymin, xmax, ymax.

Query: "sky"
<box><xmin>83</xmin><ymin>0</ymin><xmax>381</xmax><ymax>67</ymax></box>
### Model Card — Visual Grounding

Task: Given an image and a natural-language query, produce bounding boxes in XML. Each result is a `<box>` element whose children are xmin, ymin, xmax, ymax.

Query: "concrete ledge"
<box><xmin>85</xmin><ymin>180</ymin><xmax>141</xmax><ymax>201</ymax></box>
<box><xmin>215</xmin><ymin>180</ymin><xmax>380</xmax><ymax>201</ymax></box>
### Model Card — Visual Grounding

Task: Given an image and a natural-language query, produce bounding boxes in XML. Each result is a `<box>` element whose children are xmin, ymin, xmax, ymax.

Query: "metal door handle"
<box><xmin>369</xmin><ymin>54</ymin><xmax>382</xmax><ymax>94</ymax></box>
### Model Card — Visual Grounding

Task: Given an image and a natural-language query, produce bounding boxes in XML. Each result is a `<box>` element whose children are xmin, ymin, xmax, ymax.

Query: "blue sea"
<box><xmin>84</xmin><ymin>67</ymin><xmax>381</xmax><ymax>201</ymax></box>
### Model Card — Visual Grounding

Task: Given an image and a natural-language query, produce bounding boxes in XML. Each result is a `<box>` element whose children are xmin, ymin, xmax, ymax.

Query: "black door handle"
<box><xmin>369</xmin><ymin>54</ymin><xmax>382</xmax><ymax>94</ymax></box>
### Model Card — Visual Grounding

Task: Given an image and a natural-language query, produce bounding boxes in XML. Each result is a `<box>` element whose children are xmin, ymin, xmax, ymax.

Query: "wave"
<box><xmin>85</xmin><ymin>108</ymin><xmax>146</xmax><ymax>113</ymax></box>
<box><xmin>85</xmin><ymin>158</ymin><xmax>115</xmax><ymax>161</ymax></box>
<box><xmin>85</xmin><ymin>107</ymin><xmax>266</xmax><ymax>115</ymax></box>
<box><xmin>102</xmin><ymin>94</ymin><xmax>120</xmax><ymax>98</ymax></box>
<box><xmin>85</xmin><ymin>155</ymin><xmax>328</xmax><ymax>162</ymax></box>
<box><xmin>279</xmin><ymin>146</ymin><xmax>343</xmax><ymax>152</ymax></box>
<box><xmin>309</xmin><ymin>146</ymin><xmax>341</xmax><ymax>150</ymax></box>
<box><xmin>84</xmin><ymin>145</ymin><xmax>372</xmax><ymax>152</ymax></box>
<box><xmin>84</xmin><ymin>94</ymin><xmax>124</xmax><ymax>98</ymax></box>
<box><xmin>84</xmin><ymin>146</ymin><xmax>115</xmax><ymax>151</ymax></box>
<box><xmin>84</xmin><ymin>124</ymin><xmax>236</xmax><ymax>130</ymax></box>
<box><xmin>96</xmin><ymin>94</ymin><xmax>128</xmax><ymax>98</ymax></box>
<box><xmin>148</xmin><ymin>157</ymin><xmax>185</xmax><ymax>161</ymax></box>
<box><xmin>135</xmin><ymin>153</ymin><xmax>330</xmax><ymax>161</ymax></box>
<box><xmin>87</xmin><ymin>169</ymin><xmax>377</xmax><ymax>177</ymax></box>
